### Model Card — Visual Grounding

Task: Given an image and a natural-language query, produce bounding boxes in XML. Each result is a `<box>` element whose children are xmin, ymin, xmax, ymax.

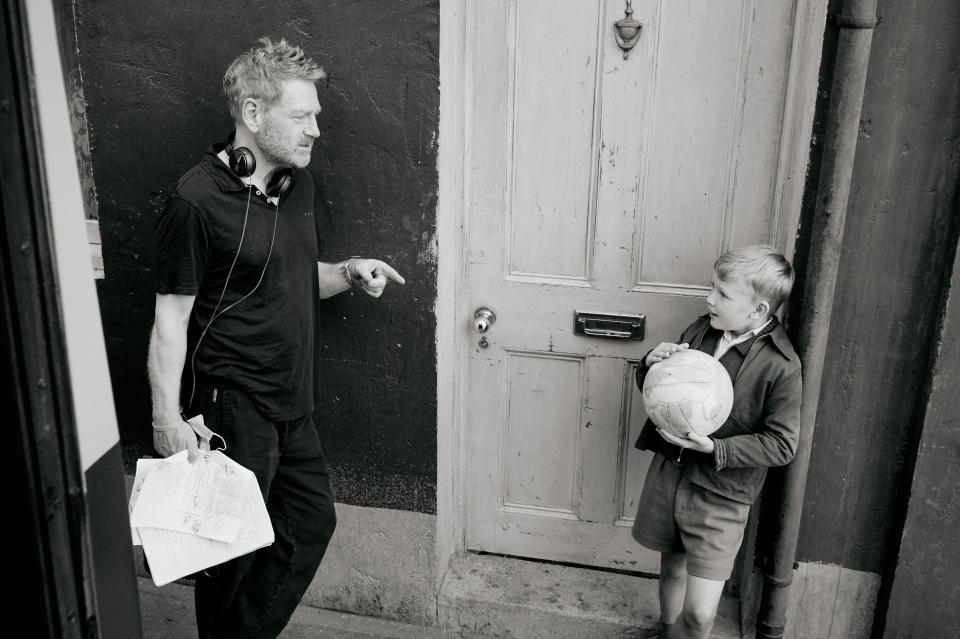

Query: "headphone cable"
<box><xmin>186</xmin><ymin>185</ymin><xmax>279</xmax><ymax>410</ymax></box>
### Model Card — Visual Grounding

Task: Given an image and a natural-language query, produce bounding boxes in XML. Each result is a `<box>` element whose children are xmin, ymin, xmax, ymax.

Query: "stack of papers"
<box><xmin>129</xmin><ymin>449</ymin><xmax>274</xmax><ymax>586</ymax></box>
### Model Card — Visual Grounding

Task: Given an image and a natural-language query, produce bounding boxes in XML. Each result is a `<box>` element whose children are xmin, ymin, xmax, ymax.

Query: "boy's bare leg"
<box><xmin>657</xmin><ymin>552</ymin><xmax>687</xmax><ymax>635</ymax></box>
<box><xmin>667</xmin><ymin>574</ymin><xmax>725</xmax><ymax>639</ymax></box>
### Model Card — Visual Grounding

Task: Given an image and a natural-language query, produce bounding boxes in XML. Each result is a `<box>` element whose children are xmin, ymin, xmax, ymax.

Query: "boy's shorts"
<box><xmin>632</xmin><ymin>453</ymin><xmax>751</xmax><ymax>581</ymax></box>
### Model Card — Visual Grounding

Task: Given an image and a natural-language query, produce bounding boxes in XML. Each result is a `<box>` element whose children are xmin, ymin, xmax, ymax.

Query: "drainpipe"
<box><xmin>755</xmin><ymin>2</ymin><xmax>879</xmax><ymax>638</ymax></box>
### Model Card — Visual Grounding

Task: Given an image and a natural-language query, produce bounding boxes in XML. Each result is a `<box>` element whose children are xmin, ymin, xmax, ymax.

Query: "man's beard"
<box><xmin>256</xmin><ymin>118</ymin><xmax>312</xmax><ymax>169</ymax></box>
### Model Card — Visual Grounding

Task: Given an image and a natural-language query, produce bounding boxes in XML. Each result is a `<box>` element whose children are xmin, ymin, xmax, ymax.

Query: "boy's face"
<box><xmin>705</xmin><ymin>274</ymin><xmax>769</xmax><ymax>335</ymax></box>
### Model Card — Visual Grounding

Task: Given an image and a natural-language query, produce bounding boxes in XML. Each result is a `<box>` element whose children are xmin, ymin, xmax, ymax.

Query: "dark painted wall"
<box><xmin>73</xmin><ymin>0</ymin><xmax>439</xmax><ymax>513</ymax></box>
<box><xmin>793</xmin><ymin>0</ymin><xmax>960</xmax><ymax>575</ymax></box>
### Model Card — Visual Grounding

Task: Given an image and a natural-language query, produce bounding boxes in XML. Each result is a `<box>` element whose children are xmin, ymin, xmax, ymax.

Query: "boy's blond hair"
<box><xmin>223</xmin><ymin>37</ymin><xmax>326</xmax><ymax>123</ymax></box>
<box><xmin>714</xmin><ymin>244</ymin><xmax>794</xmax><ymax>314</ymax></box>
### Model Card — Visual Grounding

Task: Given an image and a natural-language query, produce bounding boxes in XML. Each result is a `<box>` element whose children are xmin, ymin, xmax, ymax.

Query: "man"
<box><xmin>147</xmin><ymin>37</ymin><xmax>404</xmax><ymax>639</ymax></box>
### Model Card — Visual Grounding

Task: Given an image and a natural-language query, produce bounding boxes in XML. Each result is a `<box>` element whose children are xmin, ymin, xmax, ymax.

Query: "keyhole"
<box><xmin>479</xmin><ymin>336</ymin><xmax>489</xmax><ymax>349</ymax></box>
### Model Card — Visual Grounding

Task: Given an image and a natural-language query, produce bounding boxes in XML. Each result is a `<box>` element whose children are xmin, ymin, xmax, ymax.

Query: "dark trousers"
<box><xmin>188</xmin><ymin>384</ymin><xmax>337</xmax><ymax>639</ymax></box>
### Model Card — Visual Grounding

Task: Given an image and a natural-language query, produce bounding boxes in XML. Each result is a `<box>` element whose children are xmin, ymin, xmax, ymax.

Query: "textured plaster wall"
<box><xmin>792</xmin><ymin>0</ymin><xmax>960</xmax><ymax>573</ymax></box>
<box><xmin>883</xmin><ymin>232</ymin><xmax>960</xmax><ymax>636</ymax></box>
<box><xmin>305</xmin><ymin>504</ymin><xmax>437</xmax><ymax>625</ymax></box>
<box><xmin>73</xmin><ymin>0</ymin><xmax>440</xmax><ymax>512</ymax></box>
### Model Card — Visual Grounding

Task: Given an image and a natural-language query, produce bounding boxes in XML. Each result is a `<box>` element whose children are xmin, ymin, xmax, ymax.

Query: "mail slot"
<box><xmin>573</xmin><ymin>310</ymin><xmax>645</xmax><ymax>340</ymax></box>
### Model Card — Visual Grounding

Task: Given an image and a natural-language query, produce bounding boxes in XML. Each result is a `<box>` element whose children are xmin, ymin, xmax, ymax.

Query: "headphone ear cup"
<box><xmin>228</xmin><ymin>146</ymin><xmax>257</xmax><ymax>178</ymax></box>
<box><xmin>266</xmin><ymin>169</ymin><xmax>293</xmax><ymax>198</ymax></box>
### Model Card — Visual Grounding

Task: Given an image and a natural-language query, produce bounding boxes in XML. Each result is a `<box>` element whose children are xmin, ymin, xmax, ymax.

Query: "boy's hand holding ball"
<box><xmin>657</xmin><ymin>428</ymin><xmax>716</xmax><ymax>454</ymax></box>
<box><xmin>645</xmin><ymin>342</ymin><xmax>689</xmax><ymax>367</ymax></box>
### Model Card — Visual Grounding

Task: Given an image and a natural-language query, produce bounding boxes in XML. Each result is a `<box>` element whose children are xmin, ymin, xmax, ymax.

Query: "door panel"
<box><xmin>465</xmin><ymin>0</ymin><xmax>804</xmax><ymax>574</ymax></box>
<box><xmin>503</xmin><ymin>352</ymin><xmax>583</xmax><ymax>514</ymax></box>
<box><xmin>638</xmin><ymin>2</ymin><xmax>748</xmax><ymax>286</ymax></box>
<box><xmin>509</xmin><ymin>3</ymin><xmax>600</xmax><ymax>279</ymax></box>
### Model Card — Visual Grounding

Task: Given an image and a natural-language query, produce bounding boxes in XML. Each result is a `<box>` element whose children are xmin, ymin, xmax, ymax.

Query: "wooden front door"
<box><xmin>462</xmin><ymin>0</ymin><xmax>817</xmax><ymax>574</ymax></box>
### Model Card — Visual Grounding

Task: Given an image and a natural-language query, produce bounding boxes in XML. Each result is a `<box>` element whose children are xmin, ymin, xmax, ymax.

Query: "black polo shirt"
<box><xmin>155</xmin><ymin>144</ymin><xmax>323</xmax><ymax>420</ymax></box>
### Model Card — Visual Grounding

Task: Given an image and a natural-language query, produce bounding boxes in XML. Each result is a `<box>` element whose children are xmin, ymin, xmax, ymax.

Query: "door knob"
<box><xmin>473</xmin><ymin>307</ymin><xmax>497</xmax><ymax>333</ymax></box>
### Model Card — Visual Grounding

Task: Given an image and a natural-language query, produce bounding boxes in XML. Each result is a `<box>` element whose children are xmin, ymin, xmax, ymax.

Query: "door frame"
<box><xmin>435</xmin><ymin>0</ymin><xmax>830</xmax><ymax>587</ymax></box>
<box><xmin>3</xmin><ymin>0</ymin><xmax>140</xmax><ymax>633</ymax></box>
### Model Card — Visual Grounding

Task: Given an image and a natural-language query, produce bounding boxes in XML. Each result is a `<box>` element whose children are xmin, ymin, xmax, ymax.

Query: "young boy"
<box><xmin>632</xmin><ymin>244</ymin><xmax>802</xmax><ymax>639</ymax></box>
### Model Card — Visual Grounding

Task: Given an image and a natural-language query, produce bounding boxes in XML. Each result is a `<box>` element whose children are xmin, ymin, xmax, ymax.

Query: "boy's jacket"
<box><xmin>635</xmin><ymin>314</ymin><xmax>802</xmax><ymax>505</ymax></box>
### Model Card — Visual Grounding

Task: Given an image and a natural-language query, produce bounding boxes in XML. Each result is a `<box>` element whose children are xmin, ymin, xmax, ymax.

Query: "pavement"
<box><xmin>138</xmin><ymin>577</ymin><xmax>480</xmax><ymax>638</ymax></box>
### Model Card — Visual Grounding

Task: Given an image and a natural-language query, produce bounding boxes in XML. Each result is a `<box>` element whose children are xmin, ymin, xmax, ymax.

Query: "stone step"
<box><xmin>437</xmin><ymin>553</ymin><xmax>742</xmax><ymax>638</ymax></box>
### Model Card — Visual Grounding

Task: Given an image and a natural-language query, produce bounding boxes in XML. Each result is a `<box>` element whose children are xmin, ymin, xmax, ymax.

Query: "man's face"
<box><xmin>256</xmin><ymin>79</ymin><xmax>321</xmax><ymax>169</ymax></box>
<box><xmin>705</xmin><ymin>273</ymin><xmax>762</xmax><ymax>335</ymax></box>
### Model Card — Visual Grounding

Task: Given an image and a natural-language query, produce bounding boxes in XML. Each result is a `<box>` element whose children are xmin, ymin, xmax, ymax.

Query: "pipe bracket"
<box><xmin>763</xmin><ymin>573</ymin><xmax>795</xmax><ymax>588</ymax></box>
<box><xmin>829</xmin><ymin>13</ymin><xmax>879</xmax><ymax>29</ymax></box>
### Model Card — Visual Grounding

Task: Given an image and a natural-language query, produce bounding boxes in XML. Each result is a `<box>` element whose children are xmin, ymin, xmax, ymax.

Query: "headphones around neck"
<box><xmin>224</xmin><ymin>141</ymin><xmax>293</xmax><ymax>199</ymax></box>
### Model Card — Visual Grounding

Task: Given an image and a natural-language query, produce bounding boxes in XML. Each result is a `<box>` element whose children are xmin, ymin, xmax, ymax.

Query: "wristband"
<box><xmin>340</xmin><ymin>257</ymin><xmax>363</xmax><ymax>288</ymax></box>
<box><xmin>152</xmin><ymin>419</ymin><xmax>183</xmax><ymax>432</ymax></box>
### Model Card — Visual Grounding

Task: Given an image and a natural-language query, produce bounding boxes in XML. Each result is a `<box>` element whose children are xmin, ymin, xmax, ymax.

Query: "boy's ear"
<box><xmin>754</xmin><ymin>299</ymin><xmax>771</xmax><ymax>318</ymax></box>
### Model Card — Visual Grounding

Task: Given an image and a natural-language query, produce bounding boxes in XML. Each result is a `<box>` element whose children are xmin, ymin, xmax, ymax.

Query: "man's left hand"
<box><xmin>353</xmin><ymin>259</ymin><xmax>405</xmax><ymax>297</ymax></box>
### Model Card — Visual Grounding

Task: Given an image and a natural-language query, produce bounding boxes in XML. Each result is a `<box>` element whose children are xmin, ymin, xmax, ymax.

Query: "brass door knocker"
<box><xmin>614</xmin><ymin>0</ymin><xmax>643</xmax><ymax>59</ymax></box>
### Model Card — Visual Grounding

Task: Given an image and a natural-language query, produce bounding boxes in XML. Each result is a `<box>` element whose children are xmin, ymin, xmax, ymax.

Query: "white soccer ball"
<box><xmin>641</xmin><ymin>349</ymin><xmax>734</xmax><ymax>437</ymax></box>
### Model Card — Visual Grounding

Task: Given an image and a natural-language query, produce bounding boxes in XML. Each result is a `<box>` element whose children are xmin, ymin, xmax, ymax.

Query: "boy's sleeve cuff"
<box><xmin>635</xmin><ymin>354</ymin><xmax>654</xmax><ymax>389</ymax></box>
<box><xmin>714</xmin><ymin>439</ymin><xmax>728</xmax><ymax>470</ymax></box>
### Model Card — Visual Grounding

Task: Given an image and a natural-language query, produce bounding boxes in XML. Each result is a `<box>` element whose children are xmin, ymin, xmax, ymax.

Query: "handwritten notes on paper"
<box><xmin>128</xmin><ymin>450</ymin><xmax>274</xmax><ymax>587</ymax></box>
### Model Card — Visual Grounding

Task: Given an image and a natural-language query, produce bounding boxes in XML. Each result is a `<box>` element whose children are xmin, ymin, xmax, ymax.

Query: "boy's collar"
<box><xmin>698</xmin><ymin>314</ymin><xmax>795</xmax><ymax>361</ymax></box>
<box><xmin>724</xmin><ymin>317</ymin><xmax>773</xmax><ymax>341</ymax></box>
<box><xmin>763</xmin><ymin>319</ymin><xmax>798</xmax><ymax>361</ymax></box>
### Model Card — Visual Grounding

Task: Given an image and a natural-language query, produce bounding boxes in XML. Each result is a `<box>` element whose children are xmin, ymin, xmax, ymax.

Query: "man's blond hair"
<box><xmin>223</xmin><ymin>37</ymin><xmax>326</xmax><ymax>123</ymax></box>
<box><xmin>714</xmin><ymin>244</ymin><xmax>795</xmax><ymax>314</ymax></box>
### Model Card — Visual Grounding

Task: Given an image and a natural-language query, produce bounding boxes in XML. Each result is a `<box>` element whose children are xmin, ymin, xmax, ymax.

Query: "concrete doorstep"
<box><xmin>437</xmin><ymin>554</ymin><xmax>741</xmax><ymax>639</ymax></box>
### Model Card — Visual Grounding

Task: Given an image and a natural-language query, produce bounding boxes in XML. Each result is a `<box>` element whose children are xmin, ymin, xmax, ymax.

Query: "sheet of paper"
<box><xmin>128</xmin><ymin>455</ymin><xmax>176</xmax><ymax>546</ymax></box>
<box><xmin>128</xmin><ymin>450</ymin><xmax>274</xmax><ymax>586</ymax></box>
<box><xmin>137</xmin><ymin>513</ymin><xmax>273</xmax><ymax>587</ymax></box>
<box><xmin>131</xmin><ymin>451</ymin><xmax>245</xmax><ymax>542</ymax></box>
